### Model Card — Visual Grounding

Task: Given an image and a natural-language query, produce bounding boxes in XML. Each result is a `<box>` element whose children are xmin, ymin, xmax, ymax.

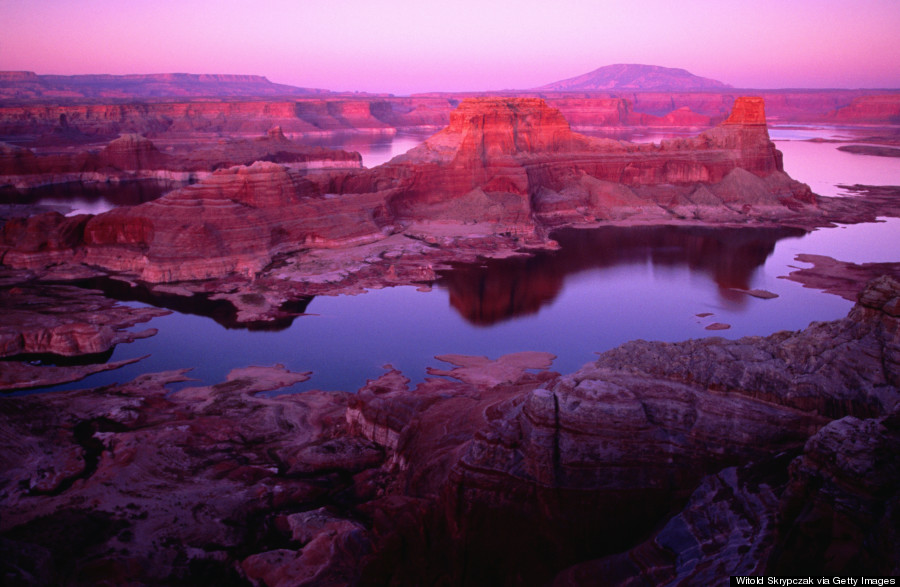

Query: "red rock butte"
<box><xmin>723</xmin><ymin>96</ymin><xmax>768</xmax><ymax>125</ymax></box>
<box><xmin>0</xmin><ymin>96</ymin><xmax>820</xmax><ymax>283</ymax></box>
<box><xmin>440</xmin><ymin>97</ymin><xmax>592</xmax><ymax>155</ymax></box>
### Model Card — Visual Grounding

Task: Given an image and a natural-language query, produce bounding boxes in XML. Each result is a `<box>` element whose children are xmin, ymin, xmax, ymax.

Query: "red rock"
<box><xmin>825</xmin><ymin>94</ymin><xmax>900</xmax><ymax>124</ymax></box>
<box><xmin>540</xmin><ymin>97</ymin><xmax>635</xmax><ymax>128</ymax></box>
<box><xmin>0</xmin><ymin>282</ymin><xmax>168</xmax><ymax>360</ymax></box>
<box><xmin>97</xmin><ymin>133</ymin><xmax>171</xmax><ymax>170</ymax></box>
<box><xmin>1</xmin><ymin>280</ymin><xmax>898</xmax><ymax>584</ymax></box>
<box><xmin>722</xmin><ymin>96</ymin><xmax>767</xmax><ymax>125</ymax></box>
<box><xmin>0</xmin><ymin>129</ymin><xmax>361</xmax><ymax>188</ymax></box>
<box><xmin>73</xmin><ymin>161</ymin><xmax>391</xmax><ymax>281</ymax></box>
<box><xmin>0</xmin><ymin>96</ymin><xmax>823</xmax><ymax>283</ymax></box>
<box><xmin>650</xmin><ymin>105</ymin><xmax>712</xmax><ymax>126</ymax></box>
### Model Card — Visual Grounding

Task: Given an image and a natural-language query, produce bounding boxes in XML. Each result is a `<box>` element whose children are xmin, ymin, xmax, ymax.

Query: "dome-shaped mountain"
<box><xmin>535</xmin><ymin>64</ymin><xmax>732</xmax><ymax>91</ymax></box>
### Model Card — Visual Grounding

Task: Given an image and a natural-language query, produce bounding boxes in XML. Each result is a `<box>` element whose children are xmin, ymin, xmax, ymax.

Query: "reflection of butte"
<box><xmin>73</xmin><ymin>277</ymin><xmax>315</xmax><ymax>331</ymax></box>
<box><xmin>439</xmin><ymin>226</ymin><xmax>805</xmax><ymax>325</ymax></box>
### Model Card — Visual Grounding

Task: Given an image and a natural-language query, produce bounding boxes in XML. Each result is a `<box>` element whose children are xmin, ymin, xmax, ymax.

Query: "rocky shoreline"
<box><xmin>1</xmin><ymin>276</ymin><xmax>897</xmax><ymax>584</ymax></box>
<box><xmin>2</xmin><ymin>98</ymin><xmax>900</xmax><ymax>390</ymax></box>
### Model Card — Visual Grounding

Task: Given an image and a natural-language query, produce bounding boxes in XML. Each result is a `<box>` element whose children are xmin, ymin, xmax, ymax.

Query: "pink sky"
<box><xmin>2</xmin><ymin>0</ymin><xmax>899</xmax><ymax>94</ymax></box>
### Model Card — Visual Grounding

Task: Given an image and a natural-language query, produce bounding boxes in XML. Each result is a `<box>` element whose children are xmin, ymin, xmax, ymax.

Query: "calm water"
<box><xmin>0</xmin><ymin>179</ymin><xmax>183</xmax><ymax>216</ymax></box>
<box><xmin>293</xmin><ymin>130</ymin><xmax>434</xmax><ymax>168</ymax></box>
<box><xmin>7</xmin><ymin>126</ymin><xmax>900</xmax><ymax>395</ymax></box>
<box><xmin>772</xmin><ymin>127</ymin><xmax>900</xmax><ymax>198</ymax></box>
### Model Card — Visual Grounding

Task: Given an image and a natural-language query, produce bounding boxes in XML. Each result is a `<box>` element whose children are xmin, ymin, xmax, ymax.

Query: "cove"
<box><xmin>21</xmin><ymin>219</ymin><xmax>895</xmax><ymax>396</ymax></box>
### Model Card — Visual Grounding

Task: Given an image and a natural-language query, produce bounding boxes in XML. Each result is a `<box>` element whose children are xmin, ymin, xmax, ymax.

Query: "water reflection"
<box><xmin>292</xmin><ymin>130</ymin><xmax>432</xmax><ymax>168</ymax></box>
<box><xmin>0</xmin><ymin>179</ymin><xmax>184</xmax><ymax>215</ymax></box>
<box><xmin>438</xmin><ymin>225</ymin><xmax>806</xmax><ymax>325</ymax></box>
<box><xmin>774</xmin><ymin>139</ymin><xmax>900</xmax><ymax>198</ymax></box>
<box><xmin>70</xmin><ymin>277</ymin><xmax>314</xmax><ymax>332</ymax></box>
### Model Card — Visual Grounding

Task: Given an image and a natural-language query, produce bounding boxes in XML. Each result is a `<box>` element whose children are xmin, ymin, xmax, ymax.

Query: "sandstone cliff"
<box><xmin>347</xmin><ymin>277</ymin><xmax>900</xmax><ymax>584</ymax></box>
<box><xmin>825</xmin><ymin>94</ymin><xmax>900</xmax><ymax>124</ymax></box>
<box><xmin>5</xmin><ymin>91</ymin><xmax>895</xmax><ymax>149</ymax></box>
<box><xmin>0</xmin><ymin>96</ymin><xmax>827</xmax><ymax>283</ymax></box>
<box><xmin>374</xmin><ymin>95</ymin><xmax>813</xmax><ymax>230</ymax></box>
<box><xmin>0</xmin><ymin>130</ymin><xmax>361</xmax><ymax>188</ymax></box>
<box><xmin>77</xmin><ymin>161</ymin><xmax>391</xmax><ymax>282</ymax></box>
<box><xmin>0</xmin><ymin>98</ymin><xmax>452</xmax><ymax>140</ymax></box>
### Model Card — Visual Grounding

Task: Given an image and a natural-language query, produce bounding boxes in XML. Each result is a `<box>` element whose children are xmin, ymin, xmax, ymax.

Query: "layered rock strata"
<box><xmin>0</xmin><ymin>129</ymin><xmax>361</xmax><ymax>188</ymax></box>
<box><xmin>0</xmin><ymin>269</ymin><xmax>170</xmax><ymax>390</ymax></box>
<box><xmin>0</xmin><ymin>96</ymin><xmax>823</xmax><ymax>285</ymax></box>
<box><xmin>2</xmin><ymin>90</ymin><xmax>897</xmax><ymax>150</ymax></box>
<box><xmin>825</xmin><ymin>94</ymin><xmax>900</xmax><ymax>124</ymax></box>
<box><xmin>0</xmin><ymin>98</ymin><xmax>448</xmax><ymax>139</ymax></box>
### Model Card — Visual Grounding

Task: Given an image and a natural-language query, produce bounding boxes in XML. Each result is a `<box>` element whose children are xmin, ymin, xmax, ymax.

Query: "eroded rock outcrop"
<box><xmin>0</xmin><ymin>366</ymin><xmax>371</xmax><ymax>585</ymax></box>
<box><xmin>288</xmin><ymin>95</ymin><xmax>815</xmax><ymax>253</ymax></box>
<box><xmin>1</xmin><ymin>279</ymin><xmax>898</xmax><ymax>584</ymax></box>
<box><xmin>75</xmin><ymin>161</ymin><xmax>392</xmax><ymax>281</ymax></box>
<box><xmin>825</xmin><ymin>94</ymin><xmax>900</xmax><ymax>124</ymax></box>
<box><xmin>0</xmin><ymin>96</ymin><xmax>845</xmax><ymax>288</ymax></box>
<box><xmin>0</xmin><ymin>270</ymin><xmax>170</xmax><ymax>390</ymax></box>
<box><xmin>0</xmin><ymin>129</ymin><xmax>361</xmax><ymax>188</ymax></box>
<box><xmin>591</xmin><ymin>274</ymin><xmax>900</xmax><ymax>417</ymax></box>
<box><xmin>349</xmin><ymin>277</ymin><xmax>899</xmax><ymax>584</ymax></box>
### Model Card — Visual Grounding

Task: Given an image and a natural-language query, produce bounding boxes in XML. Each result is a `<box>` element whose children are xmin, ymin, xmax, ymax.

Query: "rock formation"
<box><xmin>0</xmin><ymin>281</ymin><xmax>165</xmax><ymax>358</ymax></box>
<box><xmin>785</xmin><ymin>253</ymin><xmax>900</xmax><ymax>301</ymax></box>
<box><xmin>0</xmin><ymin>98</ymin><xmax>449</xmax><ymax>140</ymax></box>
<box><xmin>0</xmin><ymin>130</ymin><xmax>361</xmax><ymax>188</ymax></box>
<box><xmin>368</xmin><ymin>96</ymin><xmax>813</xmax><ymax>231</ymax></box>
<box><xmin>1</xmin><ymin>277</ymin><xmax>897</xmax><ymax>584</ymax></box>
<box><xmin>0</xmin><ymin>95</ymin><xmax>857</xmax><ymax>288</ymax></box>
<box><xmin>825</xmin><ymin>94</ymin><xmax>900</xmax><ymax>124</ymax></box>
<box><xmin>96</xmin><ymin>133</ymin><xmax>172</xmax><ymax>170</ymax></box>
<box><xmin>4</xmin><ymin>90</ymin><xmax>896</xmax><ymax>151</ymax></box>
<box><xmin>0</xmin><ymin>268</ymin><xmax>170</xmax><ymax>390</ymax></box>
<box><xmin>74</xmin><ymin>161</ymin><xmax>392</xmax><ymax>282</ymax></box>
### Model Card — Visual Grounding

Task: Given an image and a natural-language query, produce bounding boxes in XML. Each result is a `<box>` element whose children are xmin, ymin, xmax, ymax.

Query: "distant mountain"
<box><xmin>0</xmin><ymin>71</ymin><xmax>334</xmax><ymax>100</ymax></box>
<box><xmin>535</xmin><ymin>64</ymin><xmax>732</xmax><ymax>91</ymax></box>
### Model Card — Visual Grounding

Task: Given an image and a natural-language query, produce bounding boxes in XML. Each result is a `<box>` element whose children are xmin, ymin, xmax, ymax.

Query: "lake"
<box><xmin>6</xmin><ymin>125</ymin><xmax>900</xmax><ymax>395</ymax></box>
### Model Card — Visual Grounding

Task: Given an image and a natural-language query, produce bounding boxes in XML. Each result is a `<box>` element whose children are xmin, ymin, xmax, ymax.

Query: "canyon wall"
<box><xmin>2</xmin><ymin>90</ymin><xmax>896</xmax><ymax>147</ymax></box>
<box><xmin>825</xmin><ymin>94</ymin><xmax>900</xmax><ymax>124</ymax></box>
<box><xmin>0</xmin><ymin>129</ymin><xmax>362</xmax><ymax>188</ymax></box>
<box><xmin>0</xmin><ymin>98</ymin><xmax>457</xmax><ymax>140</ymax></box>
<box><xmin>0</xmin><ymin>96</ymin><xmax>821</xmax><ymax>283</ymax></box>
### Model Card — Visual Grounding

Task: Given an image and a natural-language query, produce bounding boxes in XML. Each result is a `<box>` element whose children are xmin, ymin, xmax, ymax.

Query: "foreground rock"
<box><xmin>0</xmin><ymin>269</ymin><xmax>170</xmax><ymax>390</ymax></box>
<box><xmin>1</xmin><ymin>278</ymin><xmax>897</xmax><ymax>584</ymax></box>
<box><xmin>0</xmin><ymin>281</ymin><xmax>166</xmax><ymax>358</ymax></box>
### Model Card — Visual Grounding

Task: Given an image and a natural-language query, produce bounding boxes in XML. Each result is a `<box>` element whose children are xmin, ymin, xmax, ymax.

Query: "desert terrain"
<box><xmin>1</xmin><ymin>68</ymin><xmax>899</xmax><ymax>585</ymax></box>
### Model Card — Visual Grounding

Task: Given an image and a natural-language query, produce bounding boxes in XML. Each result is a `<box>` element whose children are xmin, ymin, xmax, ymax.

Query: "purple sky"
<box><xmin>3</xmin><ymin>0</ymin><xmax>899</xmax><ymax>94</ymax></box>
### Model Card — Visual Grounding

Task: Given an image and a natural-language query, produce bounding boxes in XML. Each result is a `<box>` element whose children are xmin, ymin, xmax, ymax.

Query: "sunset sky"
<box><xmin>2</xmin><ymin>0</ymin><xmax>899</xmax><ymax>95</ymax></box>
